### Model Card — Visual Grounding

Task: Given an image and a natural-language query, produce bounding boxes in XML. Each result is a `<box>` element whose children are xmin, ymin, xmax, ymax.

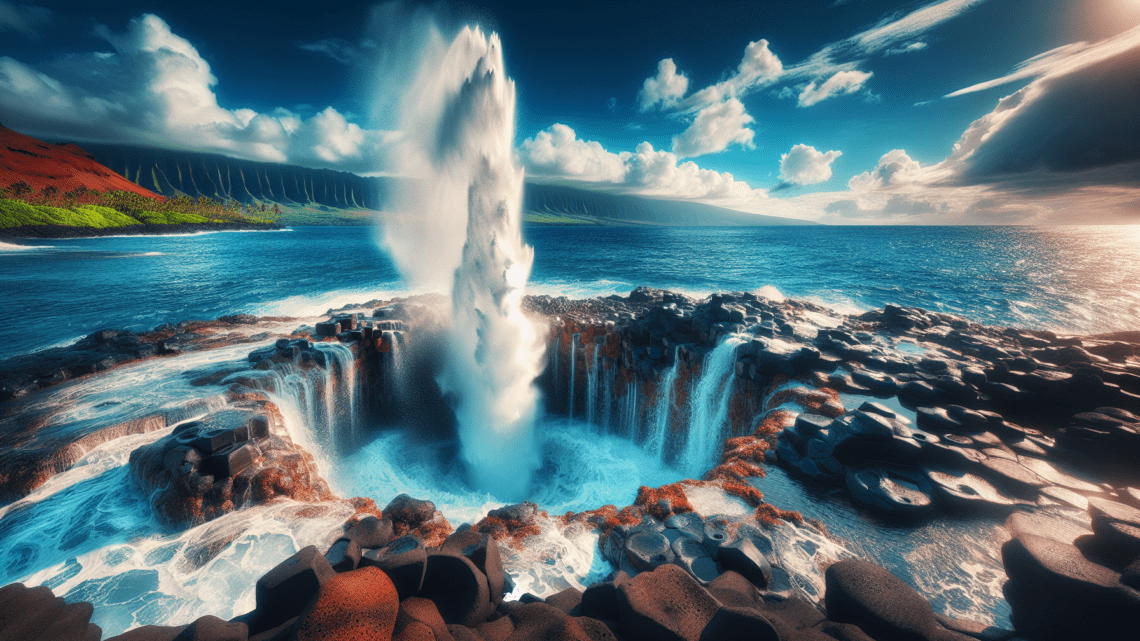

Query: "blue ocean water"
<box><xmin>2</xmin><ymin>225</ymin><xmax>1139</xmax><ymax>361</ymax></box>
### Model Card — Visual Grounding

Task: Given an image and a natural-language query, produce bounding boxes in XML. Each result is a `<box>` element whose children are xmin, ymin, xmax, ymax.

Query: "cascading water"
<box><xmin>568</xmin><ymin>332</ymin><xmax>578</xmax><ymax>421</ymax></box>
<box><xmin>585</xmin><ymin>342</ymin><xmax>599</xmax><ymax>429</ymax></box>
<box><xmin>679</xmin><ymin>335</ymin><xmax>746</xmax><ymax>475</ymax></box>
<box><xmin>380</xmin><ymin>27</ymin><xmax>545</xmax><ymax>500</ymax></box>
<box><xmin>644</xmin><ymin>352</ymin><xmax>681</xmax><ymax>460</ymax></box>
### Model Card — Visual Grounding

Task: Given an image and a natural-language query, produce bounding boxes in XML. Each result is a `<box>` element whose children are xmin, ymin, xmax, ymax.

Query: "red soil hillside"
<box><xmin>0</xmin><ymin>124</ymin><xmax>160</xmax><ymax>199</ymax></box>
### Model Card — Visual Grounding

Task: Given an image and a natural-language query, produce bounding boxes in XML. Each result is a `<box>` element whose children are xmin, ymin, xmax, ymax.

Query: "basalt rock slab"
<box><xmin>129</xmin><ymin>400</ymin><xmax>332</xmax><ymax>526</ymax></box>
<box><xmin>924</xmin><ymin>467</ymin><xmax>1020</xmax><ymax>512</ymax></box>
<box><xmin>825</xmin><ymin>558</ymin><xmax>965</xmax><ymax>641</ymax></box>
<box><xmin>439</xmin><ymin>529</ymin><xmax>506</xmax><ymax>604</ymax></box>
<box><xmin>249</xmin><ymin>546</ymin><xmax>335</xmax><ymax>635</ymax></box>
<box><xmin>615</xmin><ymin>564</ymin><xmax>720</xmax><ymax>641</ymax></box>
<box><xmin>504</xmin><ymin>602</ymin><xmax>591</xmax><ymax>641</ymax></box>
<box><xmin>846</xmin><ymin>465</ymin><xmax>935</xmax><ymax>516</ymax></box>
<box><xmin>1002</xmin><ymin>532</ymin><xmax>1140</xmax><ymax>639</ymax></box>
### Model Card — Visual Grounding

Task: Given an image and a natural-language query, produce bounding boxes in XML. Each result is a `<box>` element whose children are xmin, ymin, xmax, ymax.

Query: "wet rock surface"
<box><xmin>129</xmin><ymin>399</ymin><xmax>334</xmax><ymax>526</ymax></box>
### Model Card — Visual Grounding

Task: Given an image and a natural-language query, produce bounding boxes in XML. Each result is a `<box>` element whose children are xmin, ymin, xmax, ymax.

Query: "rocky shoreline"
<box><xmin>1</xmin><ymin>287</ymin><xmax>1138</xmax><ymax>640</ymax></box>
<box><xmin>0</xmin><ymin>222</ymin><xmax>286</xmax><ymax>239</ymax></box>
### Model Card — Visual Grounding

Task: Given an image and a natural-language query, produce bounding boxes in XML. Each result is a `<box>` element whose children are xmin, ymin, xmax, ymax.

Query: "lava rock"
<box><xmin>0</xmin><ymin>583</ymin><xmax>101</xmax><ymax>641</ymax></box>
<box><xmin>924</xmin><ymin>467</ymin><xmax>1019</xmax><ymax>511</ymax></box>
<box><xmin>323</xmin><ymin>538</ymin><xmax>361</xmax><ymax>573</ymax></box>
<box><xmin>360</xmin><ymin>535</ymin><xmax>427</xmax><ymax>600</ymax></box>
<box><xmin>170</xmin><ymin>616</ymin><xmax>246</xmax><ymax>641</ymax></box>
<box><xmin>385</xmin><ymin>494</ymin><xmax>438</xmax><ymax>528</ymax></box>
<box><xmin>625</xmin><ymin>530</ymin><xmax>675</xmax><ymax>572</ymax></box>
<box><xmin>698</xmin><ymin>606</ymin><xmax>780</xmax><ymax>641</ymax></box>
<box><xmin>439</xmin><ymin>529</ymin><xmax>505</xmax><ymax>604</ymax></box>
<box><xmin>395</xmin><ymin>597</ymin><xmax>453</xmax><ymax>641</ymax></box>
<box><xmin>671</xmin><ymin>537</ymin><xmax>719</xmax><ymax>585</ymax></box>
<box><xmin>846</xmin><ymin>465</ymin><xmax>935</xmax><ymax>516</ymax></box>
<box><xmin>292</xmin><ymin>566</ymin><xmax>398</xmax><ymax>641</ymax></box>
<box><xmin>716</xmin><ymin>537</ymin><xmax>772</xmax><ymax>590</ymax></box>
<box><xmin>616</xmin><ymin>563</ymin><xmax>720</xmax><ymax>641</ymax></box>
<box><xmin>345</xmin><ymin>515</ymin><xmax>395</xmax><ymax>549</ymax></box>
<box><xmin>824</xmin><ymin>558</ymin><xmax>950</xmax><ymax>641</ymax></box>
<box><xmin>505</xmin><ymin>602</ymin><xmax>591</xmax><ymax>641</ymax></box>
<box><xmin>252</xmin><ymin>545</ymin><xmax>335</xmax><ymax>634</ymax></box>
<box><xmin>544</xmin><ymin>587</ymin><xmax>584</xmax><ymax>615</ymax></box>
<box><xmin>418</xmin><ymin>552</ymin><xmax>494</xmax><ymax>627</ymax></box>
<box><xmin>1002</xmin><ymin>531</ymin><xmax>1140</xmax><ymax>639</ymax></box>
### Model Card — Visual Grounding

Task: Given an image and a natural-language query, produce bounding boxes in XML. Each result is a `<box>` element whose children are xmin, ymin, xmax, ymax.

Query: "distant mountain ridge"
<box><xmin>526</xmin><ymin>182</ymin><xmax>814</xmax><ymax>226</ymax></box>
<box><xmin>79</xmin><ymin>143</ymin><xmax>815</xmax><ymax>226</ymax></box>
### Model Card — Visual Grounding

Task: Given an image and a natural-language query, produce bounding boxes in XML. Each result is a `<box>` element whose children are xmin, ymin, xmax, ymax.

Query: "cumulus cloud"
<box><xmin>638</xmin><ymin>58</ymin><xmax>689</xmax><ymax>111</ymax></box>
<box><xmin>671</xmin><ymin>98</ymin><xmax>754</xmax><ymax>157</ymax></box>
<box><xmin>518</xmin><ymin>123</ymin><xmax>628</xmax><ymax>182</ymax></box>
<box><xmin>778</xmin><ymin>144</ymin><xmax>842</xmax><ymax>185</ymax></box>
<box><xmin>847</xmin><ymin>149</ymin><xmax>928</xmax><ymax>191</ymax></box>
<box><xmin>0</xmin><ymin>14</ymin><xmax>393</xmax><ymax>172</ymax></box>
<box><xmin>798</xmin><ymin>70</ymin><xmax>873</xmax><ymax>106</ymax></box>
<box><xmin>680</xmin><ymin>39</ymin><xmax>783</xmax><ymax>110</ymax></box>
<box><xmin>519</xmin><ymin>123</ymin><xmax>766</xmax><ymax>202</ymax></box>
<box><xmin>0</xmin><ymin>1</ymin><xmax>50</xmax><ymax>38</ymax></box>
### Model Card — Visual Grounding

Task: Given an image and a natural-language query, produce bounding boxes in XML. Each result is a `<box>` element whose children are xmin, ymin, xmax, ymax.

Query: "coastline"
<box><xmin>0</xmin><ymin>221</ymin><xmax>286</xmax><ymax>239</ymax></box>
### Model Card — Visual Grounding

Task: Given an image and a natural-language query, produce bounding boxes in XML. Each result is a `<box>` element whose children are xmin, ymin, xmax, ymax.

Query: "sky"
<box><xmin>1</xmin><ymin>0</ymin><xmax>1139</xmax><ymax>223</ymax></box>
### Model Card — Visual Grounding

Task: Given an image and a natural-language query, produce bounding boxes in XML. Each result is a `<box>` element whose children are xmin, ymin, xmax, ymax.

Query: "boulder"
<box><xmin>824</xmin><ymin>558</ymin><xmax>954</xmax><ymax>641</ymax></box>
<box><xmin>360</xmin><ymin>535</ymin><xmax>427</xmax><ymax>600</ymax></box>
<box><xmin>0</xmin><ymin>583</ymin><xmax>101</xmax><ymax>641</ymax></box>
<box><xmin>716</xmin><ymin>538</ymin><xmax>772</xmax><ymax>590</ymax></box>
<box><xmin>698</xmin><ymin>606</ymin><xmax>779</xmax><ymax>641</ymax></box>
<box><xmin>544</xmin><ymin>587</ymin><xmax>584</xmax><ymax>615</ymax></box>
<box><xmin>170</xmin><ymin>616</ymin><xmax>246</xmax><ymax>641</ymax></box>
<box><xmin>616</xmin><ymin>564</ymin><xmax>720</xmax><ymax>641</ymax></box>
<box><xmin>345</xmin><ymin>515</ymin><xmax>395</xmax><ymax>549</ymax></box>
<box><xmin>439</xmin><ymin>529</ymin><xmax>506</xmax><ymax>604</ymax></box>
<box><xmin>251</xmin><ymin>545</ymin><xmax>335</xmax><ymax>634</ymax></box>
<box><xmin>505</xmin><ymin>602</ymin><xmax>591</xmax><ymax>641</ymax></box>
<box><xmin>1002</xmin><ymin>532</ymin><xmax>1140</xmax><ymax>639</ymax></box>
<box><xmin>395</xmin><ymin>597</ymin><xmax>453</xmax><ymax>641</ymax></box>
<box><xmin>418</xmin><ymin>552</ymin><xmax>494</xmax><ymax>627</ymax></box>
<box><xmin>292</xmin><ymin>567</ymin><xmax>399</xmax><ymax>641</ymax></box>
<box><xmin>323</xmin><ymin>538</ymin><xmax>360</xmax><ymax>573</ymax></box>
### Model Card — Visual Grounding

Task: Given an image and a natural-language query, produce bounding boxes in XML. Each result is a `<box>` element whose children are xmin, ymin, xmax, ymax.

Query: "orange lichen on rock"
<box><xmin>473</xmin><ymin>502</ymin><xmax>549</xmax><ymax>549</ymax></box>
<box><xmin>293</xmin><ymin>566</ymin><xmax>399</xmax><ymax>641</ymax></box>
<box><xmin>633</xmin><ymin>483</ymin><xmax>694</xmax><ymax>520</ymax></box>
<box><xmin>346</xmin><ymin>497</ymin><xmax>384</xmax><ymax>520</ymax></box>
<box><xmin>766</xmin><ymin>385</ymin><xmax>844</xmax><ymax>417</ymax></box>
<box><xmin>562</xmin><ymin>504</ymin><xmax>645</xmax><ymax>543</ymax></box>
<box><xmin>754</xmin><ymin>502</ymin><xmax>803</xmax><ymax>526</ymax></box>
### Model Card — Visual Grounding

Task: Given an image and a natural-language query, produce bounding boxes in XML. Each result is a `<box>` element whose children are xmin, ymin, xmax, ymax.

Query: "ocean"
<box><xmin>2</xmin><ymin>224</ymin><xmax>1139</xmax><ymax>362</ymax></box>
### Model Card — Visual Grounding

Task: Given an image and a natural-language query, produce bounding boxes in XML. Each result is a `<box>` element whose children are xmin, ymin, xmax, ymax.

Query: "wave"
<box><xmin>0</xmin><ymin>240</ymin><xmax>53</xmax><ymax>251</ymax></box>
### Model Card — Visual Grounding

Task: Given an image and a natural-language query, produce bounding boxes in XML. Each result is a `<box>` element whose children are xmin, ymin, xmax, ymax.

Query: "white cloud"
<box><xmin>519</xmin><ymin>123</ymin><xmax>765</xmax><ymax>202</ymax></box>
<box><xmin>847</xmin><ymin>149</ymin><xmax>929</xmax><ymax>191</ymax></box>
<box><xmin>671</xmin><ymin>97</ymin><xmax>755</xmax><ymax>157</ymax></box>
<box><xmin>680</xmin><ymin>39</ymin><xmax>783</xmax><ymax>110</ymax></box>
<box><xmin>0</xmin><ymin>14</ymin><xmax>394</xmax><ymax>173</ymax></box>
<box><xmin>886</xmin><ymin>41</ymin><xmax>928</xmax><ymax>56</ymax></box>
<box><xmin>638</xmin><ymin>58</ymin><xmax>689</xmax><ymax>111</ymax></box>
<box><xmin>847</xmin><ymin>0</ymin><xmax>986</xmax><ymax>57</ymax></box>
<box><xmin>518</xmin><ymin>123</ymin><xmax>628</xmax><ymax>183</ymax></box>
<box><xmin>798</xmin><ymin>70</ymin><xmax>873</xmax><ymax>106</ymax></box>
<box><xmin>779</xmin><ymin>144</ymin><xmax>842</xmax><ymax>185</ymax></box>
<box><xmin>0</xmin><ymin>1</ymin><xmax>50</xmax><ymax>38</ymax></box>
<box><xmin>944</xmin><ymin>22</ymin><xmax>1140</xmax><ymax>98</ymax></box>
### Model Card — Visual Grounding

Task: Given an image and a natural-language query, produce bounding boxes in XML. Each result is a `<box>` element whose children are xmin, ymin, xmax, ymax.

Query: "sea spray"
<box><xmin>380</xmin><ymin>27</ymin><xmax>544</xmax><ymax>500</ymax></box>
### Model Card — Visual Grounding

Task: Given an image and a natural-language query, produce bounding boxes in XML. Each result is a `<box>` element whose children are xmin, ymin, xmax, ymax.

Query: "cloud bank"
<box><xmin>0</xmin><ymin>14</ymin><xmax>393</xmax><ymax>173</ymax></box>
<box><xmin>519</xmin><ymin>123</ymin><xmax>767</xmax><ymax>203</ymax></box>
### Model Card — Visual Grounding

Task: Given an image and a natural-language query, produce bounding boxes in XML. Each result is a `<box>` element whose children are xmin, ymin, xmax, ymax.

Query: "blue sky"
<box><xmin>1</xmin><ymin>0</ymin><xmax>1138</xmax><ymax>223</ymax></box>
